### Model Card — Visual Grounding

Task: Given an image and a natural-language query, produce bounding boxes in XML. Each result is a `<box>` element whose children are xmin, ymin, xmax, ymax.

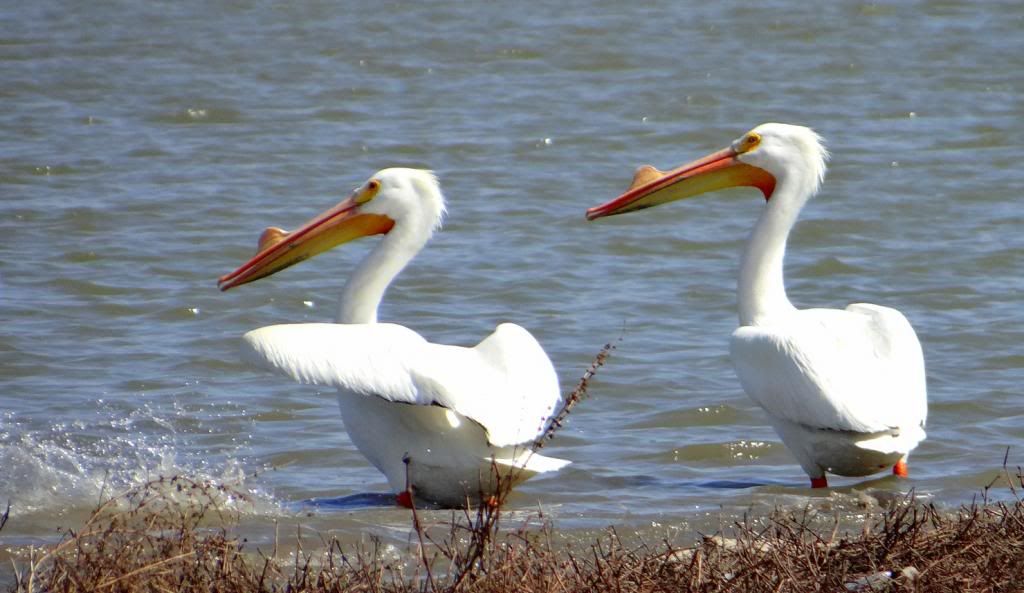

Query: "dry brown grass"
<box><xmin>8</xmin><ymin>474</ymin><xmax>1024</xmax><ymax>592</ymax></box>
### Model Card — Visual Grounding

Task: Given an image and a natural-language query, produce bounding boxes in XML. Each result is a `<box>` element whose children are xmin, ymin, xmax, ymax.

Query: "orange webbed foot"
<box><xmin>893</xmin><ymin>459</ymin><xmax>909</xmax><ymax>478</ymax></box>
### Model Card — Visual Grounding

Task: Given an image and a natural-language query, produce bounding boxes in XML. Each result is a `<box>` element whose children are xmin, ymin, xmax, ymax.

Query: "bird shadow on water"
<box><xmin>686</xmin><ymin>474</ymin><xmax>912</xmax><ymax>496</ymax></box>
<box><xmin>607</xmin><ymin>473</ymin><xmax>792</xmax><ymax>492</ymax></box>
<box><xmin>730</xmin><ymin>474</ymin><xmax>918</xmax><ymax>506</ymax></box>
<box><xmin>697</xmin><ymin>478</ymin><xmax>784</xmax><ymax>489</ymax></box>
<box><xmin>289</xmin><ymin>492</ymin><xmax>399</xmax><ymax>512</ymax></box>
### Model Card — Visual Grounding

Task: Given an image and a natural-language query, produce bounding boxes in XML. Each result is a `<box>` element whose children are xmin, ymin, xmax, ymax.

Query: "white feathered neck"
<box><xmin>338</xmin><ymin>169</ymin><xmax>446</xmax><ymax>323</ymax></box>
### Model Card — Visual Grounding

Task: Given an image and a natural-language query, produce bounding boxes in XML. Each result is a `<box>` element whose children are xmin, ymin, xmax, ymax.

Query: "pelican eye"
<box><xmin>738</xmin><ymin>132</ymin><xmax>761</xmax><ymax>153</ymax></box>
<box><xmin>356</xmin><ymin>179</ymin><xmax>382</xmax><ymax>204</ymax></box>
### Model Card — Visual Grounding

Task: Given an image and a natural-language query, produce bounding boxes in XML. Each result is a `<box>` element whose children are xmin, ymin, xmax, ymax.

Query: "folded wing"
<box><xmin>730</xmin><ymin>304</ymin><xmax>927</xmax><ymax>434</ymax></box>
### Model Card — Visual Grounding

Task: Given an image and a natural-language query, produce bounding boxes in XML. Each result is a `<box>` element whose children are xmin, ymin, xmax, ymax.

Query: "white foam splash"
<box><xmin>0</xmin><ymin>405</ymin><xmax>275</xmax><ymax>520</ymax></box>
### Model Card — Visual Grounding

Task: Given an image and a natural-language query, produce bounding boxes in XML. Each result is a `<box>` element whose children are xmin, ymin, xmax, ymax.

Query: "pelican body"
<box><xmin>220</xmin><ymin>169</ymin><xmax>568</xmax><ymax>507</ymax></box>
<box><xmin>586</xmin><ymin>124</ymin><xmax>927</xmax><ymax>488</ymax></box>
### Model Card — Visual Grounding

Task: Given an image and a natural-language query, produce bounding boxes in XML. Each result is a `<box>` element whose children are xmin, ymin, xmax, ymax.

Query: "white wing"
<box><xmin>242</xmin><ymin>322</ymin><xmax>561</xmax><ymax>447</ymax></box>
<box><xmin>729</xmin><ymin>304</ymin><xmax>927</xmax><ymax>434</ymax></box>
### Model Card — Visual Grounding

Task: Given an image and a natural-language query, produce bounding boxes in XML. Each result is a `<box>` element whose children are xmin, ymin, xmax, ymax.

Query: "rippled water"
<box><xmin>3</xmin><ymin>0</ymin><xmax>1023</xmax><ymax>574</ymax></box>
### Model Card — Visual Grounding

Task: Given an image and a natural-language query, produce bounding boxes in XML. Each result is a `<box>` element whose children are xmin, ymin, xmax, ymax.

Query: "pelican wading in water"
<box><xmin>586</xmin><ymin>124</ymin><xmax>927</xmax><ymax>488</ymax></box>
<box><xmin>219</xmin><ymin>168</ymin><xmax>568</xmax><ymax>508</ymax></box>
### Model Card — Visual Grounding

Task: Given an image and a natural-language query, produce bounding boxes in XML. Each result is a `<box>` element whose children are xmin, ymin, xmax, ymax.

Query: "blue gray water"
<box><xmin>3</xmin><ymin>0</ymin><xmax>1023</xmax><ymax>568</ymax></box>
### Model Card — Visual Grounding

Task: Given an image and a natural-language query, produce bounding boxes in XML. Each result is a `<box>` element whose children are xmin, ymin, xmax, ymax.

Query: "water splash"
<box><xmin>0</xmin><ymin>404</ymin><xmax>260</xmax><ymax>521</ymax></box>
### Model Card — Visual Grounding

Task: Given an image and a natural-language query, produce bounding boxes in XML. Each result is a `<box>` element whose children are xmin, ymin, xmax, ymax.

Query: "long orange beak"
<box><xmin>217</xmin><ymin>193</ymin><xmax>395</xmax><ymax>291</ymax></box>
<box><xmin>585</xmin><ymin>146</ymin><xmax>776</xmax><ymax>221</ymax></box>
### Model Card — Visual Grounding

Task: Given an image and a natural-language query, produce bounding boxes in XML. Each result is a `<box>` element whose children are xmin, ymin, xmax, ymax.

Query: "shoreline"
<box><xmin>6</xmin><ymin>470</ymin><xmax>1023</xmax><ymax>592</ymax></box>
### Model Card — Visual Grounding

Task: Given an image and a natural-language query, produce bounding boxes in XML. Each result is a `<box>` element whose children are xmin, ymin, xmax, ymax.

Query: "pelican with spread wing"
<box><xmin>220</xmin><ymin>168</ymin><xmax>568</xmax><ymax>507</ymax></box>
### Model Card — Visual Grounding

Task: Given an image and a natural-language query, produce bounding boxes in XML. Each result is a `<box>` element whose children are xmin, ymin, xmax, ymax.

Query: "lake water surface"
<box><xmin>3</xmin><ymin>0</ymin><xmax>1023</xmax><ymax>576</ymax></box>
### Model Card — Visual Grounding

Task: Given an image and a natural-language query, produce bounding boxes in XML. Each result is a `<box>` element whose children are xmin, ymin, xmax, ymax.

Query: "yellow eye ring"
<box><xmin>356</xmin><ymin>179</ymin><xmax>381</xmax><ymax>204</ymax></box>
<box><xmin>739</xmin><ymin>132</ymin><xmax>761</xmax><ymax>153</ymax></box>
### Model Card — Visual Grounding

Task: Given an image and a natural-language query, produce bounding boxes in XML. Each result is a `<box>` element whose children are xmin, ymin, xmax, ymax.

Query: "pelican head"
<box><xmin>218</xmin><ymin>168</ymin><xmax>445</xmax><ymax>291</ymax></box>
<box><xmin>585</xmin><ymin>123</ymin><xmax>829</xmax><ymax>220</ymax></box>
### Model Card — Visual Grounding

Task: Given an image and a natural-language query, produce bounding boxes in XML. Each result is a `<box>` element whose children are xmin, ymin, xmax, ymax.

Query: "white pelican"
<box><xmin>219</xmin><ymin>168</ymin><xmax>568</xmax><ymax>507</ymax></box>
<box><xmin>586</xmin><ymin>124</ymin><xmax>927</xmax><ymax>488</ymax></box>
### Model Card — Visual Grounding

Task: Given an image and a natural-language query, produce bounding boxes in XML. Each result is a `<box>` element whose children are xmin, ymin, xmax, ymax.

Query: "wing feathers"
<box><xmin>241</xmin><ymin>322</ymin><xmax>560</xmax><ymax>447</ymax></box>
<box><xmin>730</xmin><ymin>305</ymin><xmax>927</xmax><ymax>434</ymax></box>
<box><xmin>243</xmin><ymin>323</ymin><xmax>425</xmax><ymax>402</ymax></box>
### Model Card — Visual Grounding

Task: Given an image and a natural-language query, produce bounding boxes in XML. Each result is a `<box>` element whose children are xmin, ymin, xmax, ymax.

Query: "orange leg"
<box><xmin>893</xmin><ymin>459</ymin><xmax>909</xmax><ymax>478</ymax></box>
<box><xmin>396</xmin><ymin>490</ymin><xmax>414</xmax><ymax>508</ymax></box>
<box><xmin>398</xmin><ymin>453</ymin><xmax>415</xmax><ymax>508</ymax></box>
<box><xmin>810</xmin><ymin>476</ymin><xmax>828</xmax><ymax>488</ymax></box>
